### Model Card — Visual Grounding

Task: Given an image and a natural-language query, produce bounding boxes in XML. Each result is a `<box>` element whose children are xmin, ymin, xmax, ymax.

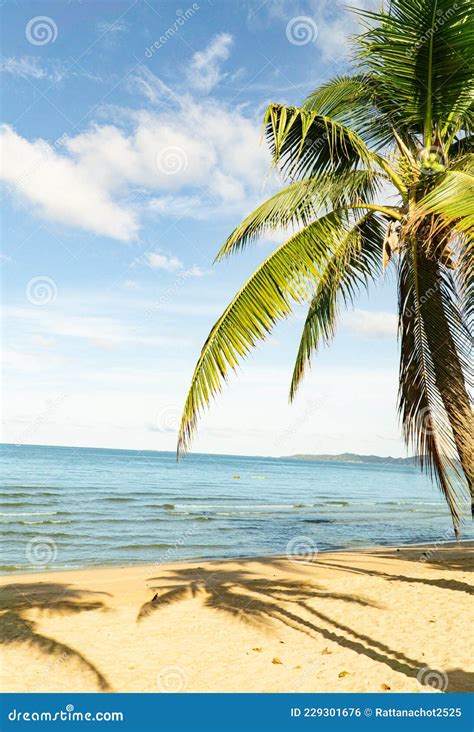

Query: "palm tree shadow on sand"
<box><xmin>305</xmin><ymin>558</ymin><xmax>474</xmax><ymax>596</ymax></box>
<box><xmin>138</xmin><ymin>566</ymin><xmax>473</xmax><ymax>692</ymax></box>
<box><xmin>0</xmin><ymin>583</ymin><xmax>111</xmax><ymax>691</ymax></box>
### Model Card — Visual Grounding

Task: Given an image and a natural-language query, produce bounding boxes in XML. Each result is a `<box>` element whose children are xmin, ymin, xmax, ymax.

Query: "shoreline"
<box><xmin>3</xmin><ymin>539</ymin><xmax>473</xmax><ymax>577</ymax></box>
<box><xmin>4</xmin><ymin>444</ymin><xmax>471</xmax><ymax>577</ymax></box>
<box><xmin>1</xmin><ymin>543</ymin><xmax>472</xmax><ymax>693</ymax></box>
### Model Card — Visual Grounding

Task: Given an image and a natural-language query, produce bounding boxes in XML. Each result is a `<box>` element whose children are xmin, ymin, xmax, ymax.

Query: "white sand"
<box><xmin>0</xmin><ymin>543</ymin><xmax>472</xmax><ymax>693</ymax></box>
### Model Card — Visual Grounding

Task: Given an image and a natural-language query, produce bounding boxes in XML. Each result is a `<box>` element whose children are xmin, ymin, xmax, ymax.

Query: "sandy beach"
<box><xmin>1</xmin><ymin>543</ymin><xmax>472</xmax><ymax>694</ymax></box>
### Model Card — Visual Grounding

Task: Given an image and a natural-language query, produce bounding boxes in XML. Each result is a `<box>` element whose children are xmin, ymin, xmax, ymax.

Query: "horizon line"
<box><xmin>0</xmin><ymin>441</ymin><xmax>415</xmax><ymax>462</ymax></box>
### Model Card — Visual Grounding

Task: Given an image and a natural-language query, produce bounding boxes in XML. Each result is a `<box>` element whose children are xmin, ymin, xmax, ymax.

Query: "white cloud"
<box><xmin>123</xmin><ymin>279</ymin><xmax>141</xmax><ymax>290</ymax></box>
<box><xmin>311</xmin><ymin>0</ymin><xmax>380</xmax><ymax>62</ymax></box>
<box><xmin>186</xmin><ymin>265</ymin><xmax>210</xmax><ymax>278</ymax></box>
<box><xmin>31</xmin><ymin>334</ymin><xmax>56</xmax><ymax>348</ymax></box>
<box><xmin>96</xmin><ymin>19</ymin><xmax>129</xmax><ymax>35</ymax></box>
<box><xmin>1</xmin><ymin>347</ymin><xmax>64</xmax><ymax>373</ymax></box>
<box><xmin>4</xmin><ymin>307</ymin><xmax>188</xmax><ymax>348</ymax></box>
<box><xmin>0</xmin><ymin>57</ymin><xmax>48</xmax><ymax>80</ymax></box>
<box><xmin>147</xmin><ymin>194</ymin><xmax>210</xmax><ymax>219</ymax></box>
<box><xmin>343</xmin><ymin>309</ymin><xmax>398</xmax><ymax>338</ymax></box>
<box><xmin>249</xmin><ymin>0</ymin><xmax>379</xmax><ymax>64</ymax></box>
<box><xmin>0</xmin><ymin>124</ymin><xmax>138</xmax><ymax>241</ymax></box>
<box><xmin>187</xmin><ymin>33</ymin><xmax>233</xmax><ymax>92</ymax></box>
<box><xmin>145</xmin><ymin>252</ymin><xmax>183</xmax><ymax>272</ymax></box>
<box><xmin>0</xmin><ymin>74</ymin><xmax>270</xmax><ymax>239</ymax></box>
<box><xmin>126</xmin><ymin>66</ymin><xmax>173</xmax><ymax>105</ymax></box>
<box><xmin>0</xmin><ymin>56</ymin><xmax>96</xmax><ymax>83</ymax></box>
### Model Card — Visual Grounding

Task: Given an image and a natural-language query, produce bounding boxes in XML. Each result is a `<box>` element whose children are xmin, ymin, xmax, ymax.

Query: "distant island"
<box><xmin>283</xmin><ymin>452</ymin><xmax>416</xmax><ymax>465</ymax></box>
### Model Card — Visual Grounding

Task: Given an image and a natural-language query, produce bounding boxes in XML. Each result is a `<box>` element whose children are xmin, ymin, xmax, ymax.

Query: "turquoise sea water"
<box><xmin>1</xmin><ymin>443</ymin><xmax>472</xmax><ymax>573</ymax></box>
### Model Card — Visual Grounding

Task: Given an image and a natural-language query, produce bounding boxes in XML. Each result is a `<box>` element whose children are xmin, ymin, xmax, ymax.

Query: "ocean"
<box><xmin>1</xmin><ymin>443</ymin><xmax>472</xmax><ymax>573</ymax></box>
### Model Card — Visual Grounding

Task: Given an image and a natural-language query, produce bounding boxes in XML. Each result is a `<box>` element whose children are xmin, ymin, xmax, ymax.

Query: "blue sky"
<box><xmin>1</xmin><ymin>0</ymin><xmax>408</xmax><ymax>457</ymax></box>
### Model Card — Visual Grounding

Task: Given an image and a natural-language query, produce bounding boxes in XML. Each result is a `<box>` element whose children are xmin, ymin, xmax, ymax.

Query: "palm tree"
<box><xmin>178</xmin><ymin>0</ymin><xmax>473</xmax><ymax>533</ymax></box>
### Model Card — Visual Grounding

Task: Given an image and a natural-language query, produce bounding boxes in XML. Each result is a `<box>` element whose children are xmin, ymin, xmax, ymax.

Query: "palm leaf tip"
<box><xmin>263</xmin><ymin>102</ymin><xmax>378</xmax><ymax>180</ymax></box>
<box><xmin>289</xmin><ymin>212</ymin><xmax>385</xmax><ymax>401</ymax></box>
<box><xmin>178</xmin><ymin>212</ymin><xmax>359</xmax><ymax>454</ymax></box>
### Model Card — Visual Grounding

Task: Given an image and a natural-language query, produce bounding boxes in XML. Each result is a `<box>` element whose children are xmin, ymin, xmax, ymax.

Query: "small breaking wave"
<box><xmin>0</xmin><ymin>511</ymin><xmax>62</xmax><ymax>517</ymax></box>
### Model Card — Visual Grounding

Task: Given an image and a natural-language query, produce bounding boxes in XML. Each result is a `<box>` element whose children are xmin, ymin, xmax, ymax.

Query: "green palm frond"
<box><xmin>303</xmin><ymin>75</ymin><xmax>373</xmax><ymax>115</ymax></box>
<box><xmin>216</xmin><ymin>170</ymin><xmax>381</xmax><ymax>260</ymax></box>
<box><xmin>264</xmin><ymin>102</ymin><xmax>408</xmax><ymax>196</ymax></box>
<box><xmin>356</xmin><ymin>0</ymin><xmax>474</xmax><ymax>143</ymax></box>
<box><xmin>263</xmin><ymin>103</ymin><xmax>378</xmax><ymax>179</ymax></box>
<box><xmin>303</xmin><ymin>74</ymin><xmax>402</xmax><ymax>149</ymax></box>
<box><xmin>450</xmin><ymin>154</ymin><xmax>474</xmax><ymax>172</ymax></box>
<box><xmin>178</xmin><ymin>211</ymin><xmax>356</xmax><ymax>454</ymax></box>
<box><xmin>415</xmin><ymin>169</ymin><xmax>474</xmax><ymax>235</ymax></box>
<box><xmin>456</xmin><ymin>234</ymin><xmax>474</xmax><ymax>328</ymax></box>
<box><xmin>290</xmin><ymin>213</ymin><xmax>385</xmax><ymax>399</ymax></box>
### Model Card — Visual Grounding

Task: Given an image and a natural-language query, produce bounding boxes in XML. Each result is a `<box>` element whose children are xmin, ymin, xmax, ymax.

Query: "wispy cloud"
<box><xmin>5</xmin><ymin>307</ymin><xmax>189</xmax><ymax>349</ymax></box>
<box><xmin>187</xmin><ymin>33</ymin><xmax>233</xmax><ymax>92</ymax></box>
<box><xmin>126</xmin><ymin>66</ymin><xmax>173</xmax><ymax>105</ymax></box>
<box><xmin>343</xmin><ymin>309</ymin><xmax>397</xmax><ymax>339</ymax></box>
<box><xmin>145</xmin><ymin>252</ymin><xmax>183</xmax><ymax>272</ymax></box>
<box><xmin>0</xmin><ymin>56</ymin><xmax>102</xmax><ymax>84</ymax></box>
<box><xmin>2</xmin><ymin>344</ymin><xmax>69</xmax><ymax>374</ymax></box>
<box><xmin>0</xmin><ymin>56</ymin><xmax>67</xmax><ymax>83</ymax></box>
<box><xmin>122</xmin><ymin>279</ymin><xmax>141</xmax><ymax>290</ymax></box>
<box><xmin>96</xmin><ymin>19</ymin><xmax>129</xmax><ymax>35</ymax></box>
<box><xmin>1</xmin><ymin>56</ymin><xmax>46</xmax><ymax>80</ymax></box>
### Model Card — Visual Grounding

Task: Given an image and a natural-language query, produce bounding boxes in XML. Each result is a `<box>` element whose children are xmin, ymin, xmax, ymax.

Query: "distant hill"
<box><xmin>283</xmin><ymin>452</ymin><xmax>416</xmax><ymax>465</ymax></box>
